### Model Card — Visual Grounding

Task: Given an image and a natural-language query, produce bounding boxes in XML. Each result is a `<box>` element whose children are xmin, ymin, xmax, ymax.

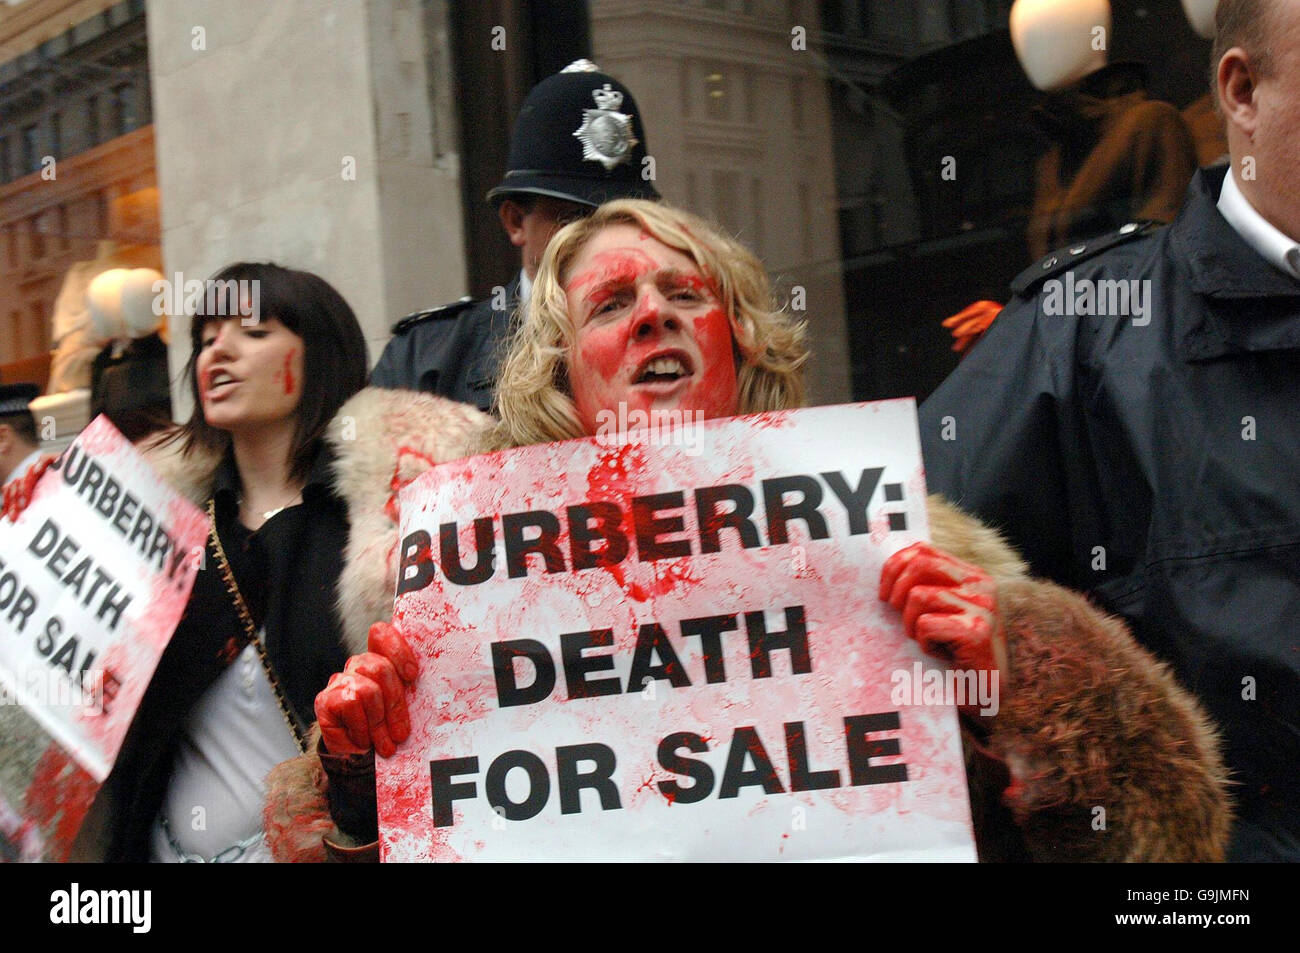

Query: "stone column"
<box><xmin>146</xmin><ymin>0</ymin><xmax>467</xmax><ymax>416</ymax></box>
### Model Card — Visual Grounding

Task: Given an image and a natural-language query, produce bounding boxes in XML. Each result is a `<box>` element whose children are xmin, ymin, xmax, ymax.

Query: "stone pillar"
<box><xmin>146</xmin><ymin>0</ymin><xmax>467</xmax><ymax>416</ymax></box>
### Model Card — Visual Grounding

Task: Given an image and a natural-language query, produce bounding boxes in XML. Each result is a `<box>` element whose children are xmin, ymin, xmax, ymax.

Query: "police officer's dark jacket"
<box><xmin>367</xmin><ymin>277</ymin><xmax>519</xmax><ymax>412</ymax></box>
<box><xmin>920</xmin><ymin>165</ymin><xmax>1300</xmax><ymax>861</ymax></box>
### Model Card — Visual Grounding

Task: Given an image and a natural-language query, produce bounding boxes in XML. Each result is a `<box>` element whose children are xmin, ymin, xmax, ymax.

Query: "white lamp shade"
<box><xmin>1182</xmin><ymin>0</ymin><xmax>1218</xmax><ymax>40</ymax></box>
<box><xmin>1011</xmin><ymin>0</ymin><xmax>1113</xmax><ymax>92</ymax></box>
<box><xmin>120</xmin><ymin>268</ymin><xmax>166</xmax><ymax>338</ymax></box>
<box><xmin>86</xmin><ymin>269</ymin><xmax>129</xmax><ymax>343</ymax></box>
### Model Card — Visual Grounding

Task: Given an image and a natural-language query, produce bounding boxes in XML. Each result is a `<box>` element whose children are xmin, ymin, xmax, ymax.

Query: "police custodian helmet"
<box><xmin>486</xmin><ymin>59</ymin><xmax>661</xmax><ymax>208</ymax></box>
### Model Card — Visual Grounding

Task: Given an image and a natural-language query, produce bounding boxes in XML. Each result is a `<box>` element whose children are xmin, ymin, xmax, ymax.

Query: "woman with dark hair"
<box><xmin>73</xmin><ymin>262</ymin><xmax>369</xmax><ymax>861</ymax></box>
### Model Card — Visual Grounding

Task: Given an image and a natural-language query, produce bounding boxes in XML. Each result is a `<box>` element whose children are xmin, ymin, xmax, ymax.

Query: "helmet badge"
<box><xmin>574</xmin><ymin>84</ymin><xmax>638</xmax><ymax>171</ymax></box>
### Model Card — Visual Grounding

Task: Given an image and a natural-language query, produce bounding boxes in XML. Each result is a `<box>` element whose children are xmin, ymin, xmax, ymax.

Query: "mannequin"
<box><xmin>87</xmin><ymin>267</ymin><xmax>172</xmax><ymax>443</ymax></box>
<box><xmin>1012</xmin><ymin>0</ymin><xmax>1198</xmax><ymax>258</ymax></box>
<box><xmin>943</xmin><ymin>0</ymin><xmax>1199</xmax><ymax>354</ymax></box>
<box><xmin>46</xmin><ymin>189</ymin><xmax>163</xmax><ymax>395</ymax></box>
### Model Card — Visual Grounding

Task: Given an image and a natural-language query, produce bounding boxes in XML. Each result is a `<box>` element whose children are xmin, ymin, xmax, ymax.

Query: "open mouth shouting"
<box><xmin>205</xmin><ymin>368</ymin><xmax>241</xmax><ymax>401</ymax></box>
<box><xmin>632</xmin><ymin>350</ymin><xmax>694</xmax><ymax>393</ymax></box>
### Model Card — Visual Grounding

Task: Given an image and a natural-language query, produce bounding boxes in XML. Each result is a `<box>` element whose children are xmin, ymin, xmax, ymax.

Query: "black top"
<box><xmin>921</xmin><ymin>167</ymin><xmax>1300</xmax><ymax>861</ymax></box>
<box><xmin>102</xmin><ymin>443</ymin><xmax>351</xmax><ymax>861</ymax></box>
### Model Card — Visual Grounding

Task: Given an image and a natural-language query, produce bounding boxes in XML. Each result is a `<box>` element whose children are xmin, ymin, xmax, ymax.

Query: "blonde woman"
<box><xmin>266</xmin><ymin>201</ymin><xmax>1230</xmax><ymax>862</ymax></box>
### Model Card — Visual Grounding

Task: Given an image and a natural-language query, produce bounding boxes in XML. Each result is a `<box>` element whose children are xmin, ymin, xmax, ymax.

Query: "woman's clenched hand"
<box><xmin>315</xmin><ymin>621</ymin><xmax>420</xmax><ymax>758</ymax></box>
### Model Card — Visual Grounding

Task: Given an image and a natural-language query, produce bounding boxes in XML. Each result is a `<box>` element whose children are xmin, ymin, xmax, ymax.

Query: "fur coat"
<box><xmin>264</xmin><ymin>388</ymin><xmax>1231</xmax><ymax>862</ymax></box>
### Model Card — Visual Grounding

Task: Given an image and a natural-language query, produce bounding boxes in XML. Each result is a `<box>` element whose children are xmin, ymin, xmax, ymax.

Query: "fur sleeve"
<box><xmin>327</xmin><ymin>388</ymin><xmax>496</xmax><ymax>654</ymax></box>
<box><xmin>925</xmin><ymin>497</ymin><xmax>1230</xmax><ymax>860</ymax></box>
<box><xmin>983</xmin><ymin>578</ymin><xmax>1230</xmax><ymax>861</ymax></box>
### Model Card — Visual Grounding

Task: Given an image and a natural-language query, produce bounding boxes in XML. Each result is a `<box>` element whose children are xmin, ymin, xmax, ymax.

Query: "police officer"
<box><xmin>0</xmin><ymin>383</ymin><xmax>42</xmax><ymax>488</ymax></box>
<box><xmin>368</xmin><ymin>60</ymin><xmax>660</xmax><ymax>408</ymax></box>
<box><xmin>920</xmin><ymin>0</ymin><xmax>1300</xmax><ymax>861</ymax></box>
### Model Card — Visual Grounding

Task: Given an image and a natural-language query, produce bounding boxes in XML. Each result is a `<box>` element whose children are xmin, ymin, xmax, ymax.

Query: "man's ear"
<box><xmin>1218</xmin><ymin>47</ymin><xmax>1260</xmax><ymax>138</ymax></box>
<box><xmin>498</xmin><ymin>200</ymin><xmax>528</xmax><ymax>248</ymax></box>
<box><xmin>0</xmin><ymin>423</ymin><xmax>13</xmax><ymax>456</ymax></box>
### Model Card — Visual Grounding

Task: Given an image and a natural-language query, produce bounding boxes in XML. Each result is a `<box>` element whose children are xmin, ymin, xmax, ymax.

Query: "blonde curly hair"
<box><xmin>491</xmin><ymin>199</ymin><xmax>808</xmax><ymax>450</ymax></box>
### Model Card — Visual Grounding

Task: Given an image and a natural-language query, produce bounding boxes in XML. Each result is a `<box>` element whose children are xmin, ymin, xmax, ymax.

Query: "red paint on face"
<box><xmin>282</xmin><ymin>349</ymin><xmax>297</xmax><ymax>395</ymax></box>
<box><xmin>565</xmin><ymin>225</ymin><xmax>740</xmax><ymax>435</ymax></box>
<box><xmin>566</xmin><ymin>249</ymin><xmax>659</xmax><ymax>296</ymax></box>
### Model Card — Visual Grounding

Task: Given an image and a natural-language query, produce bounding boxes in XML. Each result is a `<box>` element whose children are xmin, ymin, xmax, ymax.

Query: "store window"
<box><xmin>439</xmin><ymin>1</ymin><xmax>1219</xmax><ymax>403</ymax></box>
<box><xmin>553</xmin><ymin>1</ymin><xmax>1217</xmax><ymax>402</ymax></box>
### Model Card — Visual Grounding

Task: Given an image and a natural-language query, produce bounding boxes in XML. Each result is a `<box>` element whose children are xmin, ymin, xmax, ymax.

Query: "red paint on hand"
<box><xmin>879</xmin><ymin>542</ymin><xmax>1007</xmax><ymax>709</ymax></box>
<box><xmin>315</xmin><ymin>621</ymin><xmax>420</xmax><ymax>757</ymax></box>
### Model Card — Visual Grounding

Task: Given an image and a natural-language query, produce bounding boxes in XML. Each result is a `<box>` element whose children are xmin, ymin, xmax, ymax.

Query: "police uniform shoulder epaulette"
<box><xmin>1010</xmin><ymin>221</ymin><xmax>1164</xmax><ymax>297</ymax></box>
<box><xmin>390</xmin><ymin>296</ymin><xmax>475</xmax><ymax>335</ymax></box>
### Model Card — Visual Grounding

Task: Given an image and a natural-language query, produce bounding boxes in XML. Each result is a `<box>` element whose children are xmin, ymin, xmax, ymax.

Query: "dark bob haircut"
<box><xmin>174</xmin><ymin>262</ymin><xmax>368</xmax><ymax>481</ymax></box>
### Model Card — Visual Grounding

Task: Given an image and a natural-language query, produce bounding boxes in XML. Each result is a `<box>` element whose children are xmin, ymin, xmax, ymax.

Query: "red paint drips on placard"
<box><xmin>22</xmin><ymin>744</ymin><xmax>98</xmax><ymax>861</ymax></box>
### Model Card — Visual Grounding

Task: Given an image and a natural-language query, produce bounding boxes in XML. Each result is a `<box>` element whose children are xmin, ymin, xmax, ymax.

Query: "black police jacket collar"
<box><xmin>1169</xmin><ymin>166</ymin><xmax>1300</xmax><ymax>363</ymax></box>
<box><xmin>1175</xmin><ymin>165</ymin><xmax>1300</xmax><ymax>300</ymax></box>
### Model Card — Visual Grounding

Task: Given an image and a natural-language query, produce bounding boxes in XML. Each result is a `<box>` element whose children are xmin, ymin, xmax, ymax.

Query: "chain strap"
<box><xmin>160</xmin><ymin>813</ymin><xmax>264</xmax><ymax>863</ymax></box>
<box><xmin>205</xmin><ymin>498</ymin><xmax>308</xmax><ymax>753</ymax></box>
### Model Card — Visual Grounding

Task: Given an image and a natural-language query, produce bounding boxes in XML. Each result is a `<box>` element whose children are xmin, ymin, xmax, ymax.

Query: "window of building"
<box><xmin>86</xmin><ymin>94</ymin><xmax>101</xmax><ymax>149</ymax></box>
<box><xmin>713</xmin><ymin>169</ymin><xmax>740</xmax><ymax>234</ymax></box>
<box><xmin>27</xmin><ymin>215</ymin><xmax>45</xmax><ymax>260</ymax></box>
<box><xmin>21</xmin><ymin>125</ymin><xmax>40</xmax><ymax>175</ymax></box>
<box><xmin>110</xmin><ymin>84</ymin><xmax>132</xmax><ymax>137</ymax></box>
<box><xmin>704</xmin><ymin>66</ymin><xmax>729</xmax><ymax>121</ymax></box>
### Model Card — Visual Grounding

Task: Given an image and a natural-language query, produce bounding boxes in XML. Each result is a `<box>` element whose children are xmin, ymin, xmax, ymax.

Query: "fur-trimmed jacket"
<box><xmin>264</xmin><ymin>388</ymin><xmax>1231</xmax><ymax>862</ymax></box>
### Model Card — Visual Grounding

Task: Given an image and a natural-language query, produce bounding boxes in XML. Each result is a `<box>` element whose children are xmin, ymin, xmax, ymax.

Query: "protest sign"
<box><xmin>0</xmin><ymin>416</ymin><xmax>207</xmax><ymax>860</ymax></box>
<box><xmin>380</xmin><ymin>400</ymin><xmax>977</xmax><ymax>862</ymax></box>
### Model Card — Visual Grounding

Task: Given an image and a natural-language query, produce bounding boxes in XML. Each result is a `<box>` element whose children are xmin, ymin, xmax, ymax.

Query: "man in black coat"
<box><xmin>919</xmin><ymin>0</ymin><xmax>1300</xmax><ymax>861</ymax></box>
<box><xmin>368</xmin><ymin>60</ymin><xmax>659</xmax><ymax>409</ymax></box>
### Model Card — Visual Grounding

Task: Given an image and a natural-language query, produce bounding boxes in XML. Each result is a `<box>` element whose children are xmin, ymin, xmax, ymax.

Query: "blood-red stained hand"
<box><xmin>2</xmin><ymin>455</ymin><xmax>54</xmax><ymax>523</ymax></box>
<box><xmin>879</xmin><ymin>542</ymin><xmax>1008</xmax><ymax>706</ymax></box>
<box><xmin>315</xmin><ymin>621</ymin><xmax>420</xmax><ymax>758</ymax></box>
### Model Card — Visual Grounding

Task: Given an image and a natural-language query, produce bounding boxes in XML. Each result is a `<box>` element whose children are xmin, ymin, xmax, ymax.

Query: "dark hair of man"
<box><xmin>173</xmin><ymin>261</ymin><xmax>368</xmax><ymax>482</ymax></box>
<box><xmin>0</xmin><ymin>410</ymin><xmax>38</xmax><ymax>446</ymax></box>
<box><xmin>1213</xmin><ymin>0</ymin><xmax>1277</xmax><ymax>81</ymax></box>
